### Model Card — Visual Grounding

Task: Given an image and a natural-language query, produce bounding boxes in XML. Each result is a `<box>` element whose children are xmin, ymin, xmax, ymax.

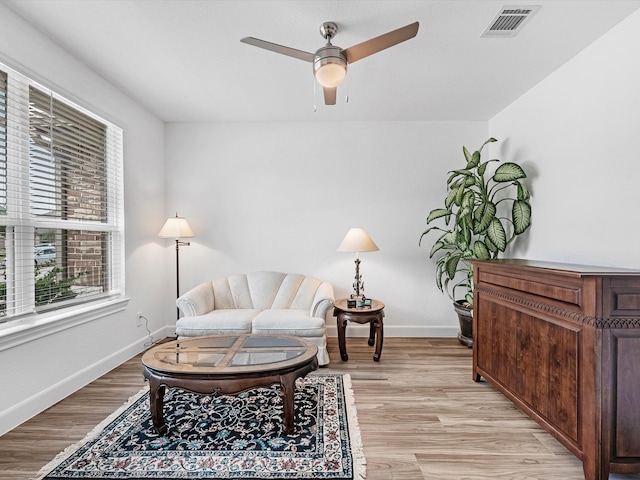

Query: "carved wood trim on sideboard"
<box><xmin>475</xmin><ymin>283</ymin><xmax>640</xmax><ymax>328</ymax></box>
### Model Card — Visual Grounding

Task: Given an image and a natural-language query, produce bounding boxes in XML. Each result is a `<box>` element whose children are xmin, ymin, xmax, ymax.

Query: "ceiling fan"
<box><xmin>240</xmin><ymin>21</ymin><xmax>419</xmax><ymax>105</ymax></box>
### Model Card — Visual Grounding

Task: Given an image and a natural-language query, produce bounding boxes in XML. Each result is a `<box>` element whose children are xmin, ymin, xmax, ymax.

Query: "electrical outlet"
<box><xmin>136</xmin><ymin>312</ymin><xmax>144</xmax><ymax>327</ymax></box>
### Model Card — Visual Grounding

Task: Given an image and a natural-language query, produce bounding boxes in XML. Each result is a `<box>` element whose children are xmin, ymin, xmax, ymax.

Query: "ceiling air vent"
<box><xmin>482</xmin><ymin>5</ymin><xmax>540</xmax><ymax>38</ymax></box>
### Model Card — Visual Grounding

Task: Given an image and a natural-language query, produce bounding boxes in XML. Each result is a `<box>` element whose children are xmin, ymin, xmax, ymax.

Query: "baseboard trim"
<box><xmin>326</xmin><ymin>325</ymin><xmax>459</xmax><ymax>338</ymax></box>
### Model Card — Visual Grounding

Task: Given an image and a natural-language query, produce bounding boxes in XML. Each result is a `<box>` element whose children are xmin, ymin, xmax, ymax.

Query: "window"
<box><xmin>0</xmin><ymin>62</ymin><xmax>124</xmax><ymax>323</ymax></box>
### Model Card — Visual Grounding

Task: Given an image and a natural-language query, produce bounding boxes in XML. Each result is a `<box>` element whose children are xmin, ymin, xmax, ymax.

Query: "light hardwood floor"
<box><xmin>1</xmin><ymin>337</ymin><xmax>639</xmax><ymax>479</ymax></box>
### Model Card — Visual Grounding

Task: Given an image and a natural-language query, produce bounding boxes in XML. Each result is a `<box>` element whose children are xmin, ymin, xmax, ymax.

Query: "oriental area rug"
<box><xmin>34</xmin><ymin>374</ymin><xmax>365</xmax><ymax>480</ymax></box>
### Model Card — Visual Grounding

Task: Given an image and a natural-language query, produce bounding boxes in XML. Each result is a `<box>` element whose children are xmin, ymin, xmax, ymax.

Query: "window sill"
<box><xmin>0</xmin><ymin>297</ymin><xmax>130</xmax><ymax>353</ymax></box>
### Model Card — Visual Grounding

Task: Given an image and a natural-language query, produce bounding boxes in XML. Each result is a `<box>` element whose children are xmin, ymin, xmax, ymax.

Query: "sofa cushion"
<box><xmin>251</xmin><ymin>309</ymin><xmax>326</xmax><ymax>337</ymax></box>
<box><xmin>175</xmin><ymin>309</ymin><xmax>257</xmax><ymax>337</ymax></box>
<box><xmin>244</xmin><ymin>271</ymin><xmax>286</xmax><ymax>309</ymax></box>
<box><xmin>214</xmin><ymin>275</ymin><xmax>254</xmax><ymax>309</ymax></box>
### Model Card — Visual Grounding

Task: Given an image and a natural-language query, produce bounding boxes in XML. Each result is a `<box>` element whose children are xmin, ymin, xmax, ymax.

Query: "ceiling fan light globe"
<box><xmin>315</xmin><ymin>63</ymin><xmax>347</xmax><ymax>87</ymax></box>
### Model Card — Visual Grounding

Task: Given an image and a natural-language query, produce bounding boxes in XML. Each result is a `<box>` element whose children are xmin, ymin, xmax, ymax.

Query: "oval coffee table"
<box><xmin>142</xmin><ymin>334</ymin><xmax>318</xmax><ymax>435</ymax></box>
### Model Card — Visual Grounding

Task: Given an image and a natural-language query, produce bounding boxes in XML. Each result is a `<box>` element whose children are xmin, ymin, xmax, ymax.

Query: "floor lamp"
<box><xmin>158</xmin><ymin>213</ymin><xmax>194</xmax><ymax>320</ymax></box>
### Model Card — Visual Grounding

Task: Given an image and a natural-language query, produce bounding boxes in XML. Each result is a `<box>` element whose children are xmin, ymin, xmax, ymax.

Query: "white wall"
<box><xmin>0</xmin><ymin>4</ymin><xmax>170</xmax><ymax>435</ymax></box>
<box><xmin>165</xmin><ymin>121</ymin><xmax>487</xmax><ymax>337</ymax></box>
<box><xmin>489</xmin><ymin>9</ymin><xmax>640</xmax><ymax>269</ymax></box>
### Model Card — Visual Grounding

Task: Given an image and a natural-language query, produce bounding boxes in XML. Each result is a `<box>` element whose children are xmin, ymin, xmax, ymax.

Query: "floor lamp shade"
<box><xmin>158</xmin><ymin>215</ymin><xmax>194</xmax><ymax>239</ymax></box>
<box><xmin>159</xmin><ymin>214</ymin><xmax>194</xmax><ymax>320</ymax></box>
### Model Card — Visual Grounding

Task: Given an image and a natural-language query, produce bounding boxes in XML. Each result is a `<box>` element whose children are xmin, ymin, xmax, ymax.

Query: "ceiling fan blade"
<box><xmin>323</xmin><ymin>86</ymin><xmax>337</xmax><ymax>105</ymax></box>
<box><xmin>240</xmin><ymin>37</ymin><xmax>315</xmax><ymax>62</ymax></box>
<box><xmin>343</xmin><ymin>21</ymin><xmax>419</xmax><ymax>64</ymax></box>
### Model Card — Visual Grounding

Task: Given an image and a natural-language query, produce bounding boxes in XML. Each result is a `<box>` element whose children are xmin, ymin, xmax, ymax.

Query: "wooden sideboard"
<box><xmin>472</xmin><ymin>259</ymin><xmax>640</xmax><ymax>480</ymax></box>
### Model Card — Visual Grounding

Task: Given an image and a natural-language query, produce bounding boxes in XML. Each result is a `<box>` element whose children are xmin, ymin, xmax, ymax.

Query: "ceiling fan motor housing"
<box><xmin>313</xmin><ymin>45</ymin><xmax>348</xmax><ymax>87</ymax></box>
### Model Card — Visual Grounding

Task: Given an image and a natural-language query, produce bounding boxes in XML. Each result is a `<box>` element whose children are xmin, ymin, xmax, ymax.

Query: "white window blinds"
<box><xmin>0</xmin><ymin>69</ymin><xmax>6</xmax><ymax>214</ymax></box>
<box><xmin>0</xmin><ymin>62</ymin><xmax>124</xmax><ymax>321</ymax></box>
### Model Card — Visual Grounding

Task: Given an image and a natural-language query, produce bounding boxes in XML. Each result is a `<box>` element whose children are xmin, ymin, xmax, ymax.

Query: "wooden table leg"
<box><xmin>148</xmin><ymin>382</ymin><xmax>168</xmax><ymax>435</ymax></box>
<box><xmin>368</xmin><ymin>321</ymin><xmax>375</xmax><ymax>346</ymax></box>
<box><xmin>373</xmin><ymin>314</ymin><xmax>384</xmax><ymax>362</ymax></box>
<box><xmin>336</xmin><ymin>313</ymin><xmax>349</xmax><ymax>361</ymax></box>
<box><xmin>280</xmin><ymin>373</ymin><xmax>296</xmax><ymax>434</ymax></box>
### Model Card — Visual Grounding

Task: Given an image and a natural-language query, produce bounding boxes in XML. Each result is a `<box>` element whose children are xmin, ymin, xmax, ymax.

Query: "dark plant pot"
<box><xmin>453</xmin><ymin>300</ymin><xmax>473</xmax><ymax>348</ymax></box>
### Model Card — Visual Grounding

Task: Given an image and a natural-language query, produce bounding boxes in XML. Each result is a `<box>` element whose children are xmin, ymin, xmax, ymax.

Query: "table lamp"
<box><xmin>337</xmin><ymin>227</ymin><xmax>379</xmax><ymax>300</ymax></box>
<box><xmin>158</xmin><ymin>213</ymin><xmax>194</xmax><ymax>320</ymax></box>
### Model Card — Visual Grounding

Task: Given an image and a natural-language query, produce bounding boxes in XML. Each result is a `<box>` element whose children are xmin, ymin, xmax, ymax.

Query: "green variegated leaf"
<box><xmin>435</xmin><ymin>262</ymin><xmax>444</xmax><ymax>291</ymax></box>
<box><xmin>448</xmin><ymin>169</ymin><xmax>471</xmax><ymax>186</ymax></box>
<box><xmin>479</xmin><ymin>137</ymin><xmax>497</xmax><ymax>152</ymax></box>
<box><xmin>513</xmin><ymin>200</ymin><xmax>532</xmax><ymax>234</ymax></box>
<box><xmin>487</xmin><ymin>217</ymin><xmax>507</xmax><ymax>251</ymax></box>
<box><xmin>466</xmin><ymin>150</ymin><xmax>480</xmax><ymax>169</ymax></box>
<box><xmin>461</xmin><ymin>190</ymin><xmax>475</xmax><ymax>209</ymax></box>
<box><xmin>429</xmin><ymin>241</ymin><xmax>444</xmax><ymax>258</ymax></box>
<box><xmin>448</xmin><ymin>177</ymin><xmax>462</xmax><ymax>189</ymax></box>
<box><xmin>517</xmin><ymin>182</ymin><xmax>530</xmax><ymax>201</ymax></box>
<box><xmin>455</xmin><ymin>183</ymin><xmax>465</xmax><ymax>206</ymax></box>
<box><xmin>493</xmin><ymin>162</ymin><xmax>526</xmax><ymax>182</ymax></box>
<box><xmin>445</xmin><ymin>254</ymin><xmax>461</xmax><ymax>280</ymax></box>
<box><xmin>445</xmin><ymin>230</ymin><xmax>458</xmax><ymax>244</ymax></box>
<box><xmin>463</xmin><ymin>146</ymin><xmax>472</xmax><ymax>163</ymax></box>
<box><xmin>460</xmin><ymin>223</ymin><xmax>471</xmax><ymax>246</ymax></box>
<box><xmin>451</xmin><ymin>169</ymin><xmax>473</xmax><ymax>177</ymax></box>
<box><xmin>473</xmin><ymin>200</ymin><xmax>496</xmax><ymax>233</ymax></box>
<box><xmin>427</xmin><ymin>208</ymin><xmax>451</xmax><ymax>224</ymax></box>
<box><xmin>474</xmin><ymin>241</ymin><xmax>490</xmax><ymax>260</ymax></box>
<box><xmin>465</xmin><ymin>291</ymin><xmax>474</xmax><ymax>305</ymax></box>
<box><xmin>471</xmin><ymin>151</ymin><xmax>480</xmax><ymax>166</ymax></box>
<box><xmin>458</xmin><ymin>206</ymin><xmax>472</xmax><ymax>223</ymax></box>
<box><xmin>445</xmin><ymin>189</ymin><xmax>457</xmax><ymax>209</ymax></box>
<box><xmin>464</xmin><ymin>175</ymin><xmax>476</xmax><ymax>187</ymax></box>
<box><xmin>485</xmin><ymin>235</ymin><xmax>498</xmax><ymax>253</ymax></box>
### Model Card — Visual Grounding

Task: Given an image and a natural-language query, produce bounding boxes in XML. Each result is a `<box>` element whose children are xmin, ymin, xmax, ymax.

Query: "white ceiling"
<box><xmin>3</xmin><ymin>0</ymin><xmax>640</xmax><ymax>123</ymax></box>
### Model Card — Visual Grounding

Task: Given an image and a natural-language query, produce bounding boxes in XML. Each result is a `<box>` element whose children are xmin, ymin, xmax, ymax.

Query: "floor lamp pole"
<box><xmin>175</xmin><ymin>239</ymin><xmax>190</xmax><ymax>321</ymax></box>
<box><xmin>175</xmin><ymin>239</ymin><xmax>180</xmax><ymax>321</ymax></box>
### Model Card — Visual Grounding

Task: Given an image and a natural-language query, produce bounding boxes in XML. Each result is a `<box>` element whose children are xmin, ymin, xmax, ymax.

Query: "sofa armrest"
<box><xmin>311</xmin><ymin>281</ymin><xmax>335</xmax><ymax>319</ymax></box>
<box><xmin>176</xmin><ymin>281</ymin><xmax>215</xmax><ymax>317</ymax></box>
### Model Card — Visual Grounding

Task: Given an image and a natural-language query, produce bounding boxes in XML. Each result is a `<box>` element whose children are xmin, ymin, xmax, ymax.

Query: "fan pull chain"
<box><xmin>312</xmin><ymin>78</ymin><xmax>317</xmax><ymax>112</ymax></box>
<box><xmin>344</xmin><ymin>76</ymin><xmax>349</xmax><ymax>103</ymax></box>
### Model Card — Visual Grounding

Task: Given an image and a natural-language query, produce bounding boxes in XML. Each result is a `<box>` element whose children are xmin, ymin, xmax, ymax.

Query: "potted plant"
<box><xmin>419</xmin><ymin>137</ymin><xmax>532</xmax><ymax>347</ymax></box>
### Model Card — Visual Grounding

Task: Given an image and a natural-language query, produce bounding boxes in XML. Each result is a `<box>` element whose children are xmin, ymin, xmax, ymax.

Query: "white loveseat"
<box><xmin>175</xmin><ymin>271</ymin><xmax>334</xmax><ymax>365</ymax></box>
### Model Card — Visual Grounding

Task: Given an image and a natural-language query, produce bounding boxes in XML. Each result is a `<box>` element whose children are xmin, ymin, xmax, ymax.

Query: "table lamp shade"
<box><xmin>158</xmin><ymin>215</ymin><xmax>194</xmax><ymax>239</ymax></box>
<box><xmin>337</xmin><ymin>228</ymin><xmax>379</xmax><ymax>253</ymax></box>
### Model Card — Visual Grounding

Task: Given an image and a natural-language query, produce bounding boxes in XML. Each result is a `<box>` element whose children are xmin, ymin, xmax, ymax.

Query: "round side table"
<box><xmin>333</xmin><ymin>298</ymin><xmax>385</xmax><ymax>362</ymax></box>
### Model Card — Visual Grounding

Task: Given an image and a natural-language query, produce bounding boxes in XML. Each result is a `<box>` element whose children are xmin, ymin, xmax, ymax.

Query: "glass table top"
<box><xmin>142</xmin><ymin>334</ymin><xmax>317</xmax><ymax>374</ymax></box>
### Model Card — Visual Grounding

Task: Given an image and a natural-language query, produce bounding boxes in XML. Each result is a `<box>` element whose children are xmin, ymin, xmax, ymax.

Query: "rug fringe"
<box><xmin>30</xmin><ymin>385</ymin><xmax>150</xmax><ymax>480</ymax></box>
<box><xmin>340</xmin><ymin>374</ymin><xmax>367</xmax><ymax>480</ymax></box>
